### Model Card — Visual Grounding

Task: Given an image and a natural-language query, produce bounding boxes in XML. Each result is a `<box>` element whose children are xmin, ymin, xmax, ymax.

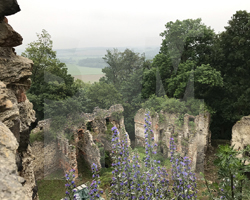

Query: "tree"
<box><xmin>159</xmin><ymin>18</ymin><xmax>216</xmax><ymax>70</ymax></box>
<box><xmin>101</xmin><ymin>48</ymin><xmax>150</xmax><ymax>140</ymax></box>
<box><xmin>142</xmin><ymin>18</ymin><xmax>218</xmax><ymax>100</ymax></box>
<box><xmin>209</xmin><ymin>10</ymin><xmax>250</xmax><ymax>139</ymax></box>
<box><xmin>85</xmin><ymin>82</ymin><xmax>122</xmax><ymax>111</ymax></box>
<box><xmin>22</xmin><ymin>29</ymin><xmax>77</xmax><ymax>120</ymax></box>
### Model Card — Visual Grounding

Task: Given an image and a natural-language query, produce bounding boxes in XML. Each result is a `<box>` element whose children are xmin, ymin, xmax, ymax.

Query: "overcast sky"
<box><xmin>8</xmin><ymin>0</ymin><xmax>250</xmax><ymax>50</ymax></box>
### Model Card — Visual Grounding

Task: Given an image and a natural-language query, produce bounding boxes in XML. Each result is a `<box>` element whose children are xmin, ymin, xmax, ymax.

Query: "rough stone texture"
<box><xmin>77</xmin><ymin>130</ymin><xmax>101</xmax><ymax>169</ymax></box>
<box><xmin>231</xmin><ymin>116</ymin><xmax>250</xmax><ymax>164</ymax></box>
<box><xmin>29</xmin><ymin>104</ymin><xmax>129</xmax><ymax>176</ymax></box>
<box><xmin>31</xmin><ymin>119</ymin><xmax>50</xmax><ymax>134</ymax></box>
<box><xmin>0</xmin><ymin>7</ymin><xmax>38</xmax><ymax>199</ymax></box>
<box><xmin>31</xmin><ymin>141</ymin><xmax>59</xmax><ymax>180</ymax></box>
<box><xmin>0</xmin><ymin>22</ymin><xmax>23</xmax><ymax>47</ymax></box>
<box><xmin>134</xmin><ymin>108</ymin><xmax>211</xmax><ymax>173</ymax></box>
<box><xmin>57</xmin><ymin>136</ymin><xmax>78</xmax><ymax>178</ymax></box>
<box><xmin>0</xmin><ymin>0</ymin><xmax>21</xmax><ymax>20</ymax></box>
<box><xmin>78</xmin><ymin>104</ymin><xmax>130</xmax><ymax>169</ymax></box>
<box><xmin>0</xmin><ymin>121</ymin><xmax>28</xmax><ymax>200</ymax></box>
<box><xmin>19</xmin><ymin>145</ymin><xmax>38</xmax><ymax>200</ymax></box>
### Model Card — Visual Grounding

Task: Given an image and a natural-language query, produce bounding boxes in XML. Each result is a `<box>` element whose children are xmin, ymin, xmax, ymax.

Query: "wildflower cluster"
<box><xmin>109</xmin><ymin>126</ymin><xmax>133</xmax><ymax>199</ymax></box>
<box><xmin>170</xmin><ymin>137</ymin><xmax>197</xmax><ymax>199</ymax></box>
<box><xmin>89</xmin><ymin>112</ymin><xmax>198</xmax><ymax>199</ymax></box>
<box><xmin>88</xmin><ymin>163</ymin><xmax>103</xmax><ymax>200</ymax></box>
<box><xmin>107</xmin><ymin>112</ymin><xmax>172</xmax><ymax>199</ymax></box>
<box><xmin>64</xmin><ymin>169</ymin><xmax>77</xmax><ymax>200</ymax></box>
<box><xmin>143</xmin><ymin>112</ymin><xmax>170</xmax><ymax>199</ymax></box>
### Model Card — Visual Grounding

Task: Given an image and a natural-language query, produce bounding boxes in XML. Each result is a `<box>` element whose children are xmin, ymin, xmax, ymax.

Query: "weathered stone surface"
<box><xmin>0</xmin><ymin>6</ymin><xmax>38</xmax><ymax>198</ymax></box>
<box><xmin>0</xmin><ymin>48</ymin><xmax>32</xmax><ymax>83</ymax></box>
<box><xmin>0</xmin><ymin>22</ymin><xmax>23</xmax><ymax>47</ymax></box>
<box><xmin>18</xmin><ymin>99</ymin><xmax>36</xmax><ymax>132</ymax></box>
<box><xmin>32</xmin><ymin>119</ymin><xmax>50</xmax><ymax>134</ymax></box>
<box><xmin>0</xmin><ymin>81</ymin><xmax>20</xmax><ymax>139</ymax></box>
<box><xmin>31</xmin><ymin>140</ymin><xmax>59</xmax><ymax>180</ymax></box>
<box><xmin>78</xmin><ymin>130</ymin><xmax>101</xmax><ymax>169</ymax></box>
<box><xmin>231</xmin><ymin>116</ymin><xmax>250</xmax><ymax>164</ymax></box>
<box><xmin>19</xmin><ymin>145</ymin><xmax>38</xmax><ymax>200</ymax></box>
<box><xmin>30</xmin><ymin>104</ymin><xmax>129</xmax><ymax>176</ymax></box>
<box><xmin>0</xmin><ymin>121</ymin><xmax>28</xmax><ymax>200</ymax></box>
<box><xmin>0</xmin><ymin>0</ymin><xmax>20</xmax><ymax>19</ymax></box>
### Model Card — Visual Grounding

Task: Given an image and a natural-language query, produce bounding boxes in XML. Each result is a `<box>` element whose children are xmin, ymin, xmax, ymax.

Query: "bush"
<box><xmin>30</xmin><ymin>131</ymin><xmax>44</xmax><ymax>144</ymax></box>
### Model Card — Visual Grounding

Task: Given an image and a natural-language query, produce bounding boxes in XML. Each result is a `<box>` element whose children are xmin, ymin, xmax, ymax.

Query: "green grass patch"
<box><xmin>66</xmin><ymin>63</ymin><xmax>103</xmax><ymax>76</ymax></box>
<box><xmin>37</xmin><ymin>179</ymin><xmax>66</xmax><ymax>200</ymax></box>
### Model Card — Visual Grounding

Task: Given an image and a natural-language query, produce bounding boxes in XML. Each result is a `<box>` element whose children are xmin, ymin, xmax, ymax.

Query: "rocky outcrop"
<box><xmin>0</xmin><ymin>2</ymin><xmax>38</xmax><ymax>199</ymax></box>
<box><xmin>0</xmin><ymin>122</ymin><xmax>28</xmax><ymax>200</ymax></box>
<box><xmin>231</xmin><ymin>116</ymin><xmax>250</xmax><ymax>164</ymax></box>
<box><xmin>134</xmin><ymin>108</ymin><xmax>211</xmax><ymax>173</ymax></box>
<box><xmin>0</xmin><ymin>0</ymin><xmax>20</xmax><ymax>20</ymax></box>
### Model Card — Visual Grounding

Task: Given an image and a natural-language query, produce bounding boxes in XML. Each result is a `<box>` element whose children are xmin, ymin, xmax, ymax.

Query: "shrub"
<box><xmin>30</xmin><ymin>131</ymin><xmax>44</xmax><ymax>144</ymax></box>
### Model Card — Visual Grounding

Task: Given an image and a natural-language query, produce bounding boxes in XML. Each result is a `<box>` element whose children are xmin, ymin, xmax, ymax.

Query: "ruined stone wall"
<box><xmin>0</xmin><ymin>2</ymin><xmax>38</xmax><ymax>199</ymax></box>
<box><xmin>231</xmin><ymin>115</ymin><xmax>250</xmax><ymax>165</ymax></box>
<box><xmin>30</xmin><ymin>119</ymin><xmax>78</xmax><ymax>180</ymax></box>
<box><xmin>57</xmin><ymin>136</ymin><xmax>78</xmax><ymax>177</ymax></box>
<box><xmin>31</xmin><ymin>140</ymin><xmax>60</xmax><ymax>180</ymax></box>
<box><xmin>30</xmin><ymin>104</ymin><xmax>128</xmax><ymax>178</ymax></box>
<box><xmin>77</xmin><ymin>104</ymin><xmax>130</xmax><ymax>169</ymax></box>
<box><xmin>134</xmin><ymin>108</ymin><xmax>211</xmax><ymax>172</ymax></box>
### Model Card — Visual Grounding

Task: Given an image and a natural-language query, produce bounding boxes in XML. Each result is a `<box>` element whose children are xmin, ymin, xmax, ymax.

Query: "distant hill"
<box><xmin>14</xmin><ymin>46</ymin><xmax>160</xmax><ymax>83</ymax></box>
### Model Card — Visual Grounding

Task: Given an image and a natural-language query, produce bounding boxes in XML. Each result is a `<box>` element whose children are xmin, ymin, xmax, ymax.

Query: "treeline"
<box><xmin>78</xmin><ymin>58</ymin><xmax>106</xmax><ymax>68</ymax></box>
<box><xmin>23</xmin><ymin>10</ymin><xmax>250</xmax><ymax>141</ymax></box>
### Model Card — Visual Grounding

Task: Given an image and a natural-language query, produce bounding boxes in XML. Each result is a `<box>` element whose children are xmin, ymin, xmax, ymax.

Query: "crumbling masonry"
<box><xmin>134</xmin><ymin>108</ymin><xmax>211</xmax><ymax>173</ymax></box>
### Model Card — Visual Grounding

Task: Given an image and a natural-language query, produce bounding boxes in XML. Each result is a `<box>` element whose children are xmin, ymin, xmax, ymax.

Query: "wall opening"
<box><xmin>86</xmin><ymin>121</ymin><xmax>92</xmax><ymax>132</ymax></box>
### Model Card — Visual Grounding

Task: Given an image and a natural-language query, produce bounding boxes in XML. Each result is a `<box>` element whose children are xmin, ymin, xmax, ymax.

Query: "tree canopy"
<box><xmin>22</xmin><ymin>29</ymin><xmax>77</xmax><ymax>120</ymax></box>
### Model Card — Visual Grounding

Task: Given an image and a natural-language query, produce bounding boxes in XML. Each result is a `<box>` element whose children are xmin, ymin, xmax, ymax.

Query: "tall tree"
<box><xmin>22</xmin><ymin>30</ymin><xmax>77</xmax><ymax>120</ymax></box>
<box><xmin>142</xmin><ymin>18</ymin><xmax>220</xmax><ymax>100</ymax></box>
<box><xmin>210</xmin><ymin>10</ymin><xmax>250</xmax><ymax>138</ymax></box>
<box><xmin>100</xmin><ymin>48</ymin><xmax>150</xmax><ymax>140</ymax></box>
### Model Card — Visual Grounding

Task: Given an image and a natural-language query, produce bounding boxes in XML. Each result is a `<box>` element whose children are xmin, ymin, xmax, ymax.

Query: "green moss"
<box><xmin>29</xmin><ymin>131</ymin><xmax>44</xmax><ymax>144</ymax></box>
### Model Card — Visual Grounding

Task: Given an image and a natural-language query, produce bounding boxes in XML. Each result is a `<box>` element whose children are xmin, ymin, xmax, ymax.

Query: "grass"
<box><xmin>65</xmin><ymin>63</ymin><xmax>104</xmax><ymax>76</ymax></box>
<box><xmin>37</xmin><ymin>169</ymin><xmax>66</xmax><ymax>200</ymax></box>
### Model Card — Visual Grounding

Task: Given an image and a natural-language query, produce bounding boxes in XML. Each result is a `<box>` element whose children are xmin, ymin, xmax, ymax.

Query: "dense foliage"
<box><xmin>22</xmin><ymin>30</ymin><xmax>77</xmax><ymax>120</ymax></box>
<box><xmin>99</xmin><ymin>10</ymin><xmax>250</xmax><ymax>140</ymax></box>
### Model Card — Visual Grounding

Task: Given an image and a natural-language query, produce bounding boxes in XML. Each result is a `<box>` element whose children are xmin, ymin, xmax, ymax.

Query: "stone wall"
<box><xmin>231</xmin><ymin>115</ymin><xmax>250</xmax><ymax>165</ymax></box>
<box><xmin>134</xmin><ymin>108</ymin><xmax>211</xmax><ymax>172</ymax></box>
<box><xmin>31</xmin><ymin>140</ymin><xmax>60</xmax><ymax>180</ymax></box>
<box><xmin>57</xmin><ymin>136</ymin><xmax>78</xmax><ymax>177</ymax></box>
<box><xmin>30</xmin><ymin>104</ymin><xmax>129</xmax><ymax>179</ymax></box>
<box><xmin>0</xmin><ymin>2</ymin><xmax>38</xmax><ymax>199</ymax></box>
<box><xmin>77</xmin><ymin>104</ymin><xmax>130</xmax><ymax>169</ymax></box>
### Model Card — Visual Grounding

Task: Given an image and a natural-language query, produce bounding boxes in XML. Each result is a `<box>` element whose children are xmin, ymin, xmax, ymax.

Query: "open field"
<box><xmin>73</xmin><ymin>74</ymin><xmax>104</xmax><ymax>83</ymax></box>
<box><xmin>65</xmin><ymin>64</ymin><xmax>104</xmax><ymax>75</ymax></box>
